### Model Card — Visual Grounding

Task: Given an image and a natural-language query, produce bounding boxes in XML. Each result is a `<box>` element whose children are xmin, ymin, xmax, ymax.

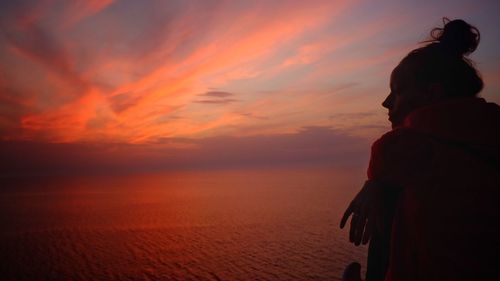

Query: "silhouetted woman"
<box><xmin>341</xmin><ymin>18</ymin><xmax>500</xmax><ymax>281</ymax></box>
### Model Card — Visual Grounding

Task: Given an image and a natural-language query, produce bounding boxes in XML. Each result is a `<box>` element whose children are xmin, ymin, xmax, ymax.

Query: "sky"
<box><xmin>1</xmin><ymin>0</ymin><xmax>499</xmax><ymax>175</ymax></box>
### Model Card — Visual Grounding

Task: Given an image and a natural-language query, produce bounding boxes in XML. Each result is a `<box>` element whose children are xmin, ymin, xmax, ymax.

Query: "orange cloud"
<box><xmin>1</xmin><ymin>0</ymin><xmax>499</xmax><ymax>146</ymax></box>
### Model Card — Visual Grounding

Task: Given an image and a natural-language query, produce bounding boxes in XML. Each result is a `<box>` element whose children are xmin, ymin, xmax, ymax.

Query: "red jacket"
<box><xmin>368</xmin><ymin>97</ymin><xmax>500</xmax><ymax>281</ymax></box>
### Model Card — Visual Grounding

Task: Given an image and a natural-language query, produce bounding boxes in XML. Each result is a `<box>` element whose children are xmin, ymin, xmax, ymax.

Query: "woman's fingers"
<box><xmin>340</xmin><ymin>203</ymin><xmax>354</xmax><ymax>229</ymax></box>
<box><xmin>341</xmin><ymin>180</ymin><xmax>389</xmax><ymax>246</ymax></box>
<box><xmin>362</xmin><ymin>216</ymin><xmax>374</xmax><ymax>245</ymax></box>
<box><xmin>354</xmin><ymin>211</ymin><xmax>367</xmax><ymax>246</ymax></box>
<box><xmin>349</xmin><ymin>212</ymin><xmax>358</xmax><ymax>243</ymax></box>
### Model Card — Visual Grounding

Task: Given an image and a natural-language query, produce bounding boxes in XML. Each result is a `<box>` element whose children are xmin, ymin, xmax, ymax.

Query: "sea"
<box><xmin>0</xmin><ymin>167</ymin><xmax>367</xmax><ymax>280</ymax></box>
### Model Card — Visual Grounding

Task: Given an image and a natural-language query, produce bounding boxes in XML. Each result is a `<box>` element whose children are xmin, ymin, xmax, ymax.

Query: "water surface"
<box><xmin>0</xmin><ymin>168</ymin><xmax>367</xmax><ymax>280</ymax></box>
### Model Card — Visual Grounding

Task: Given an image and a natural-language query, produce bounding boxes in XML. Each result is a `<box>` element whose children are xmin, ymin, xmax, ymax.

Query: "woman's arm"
<box><xmin>340</xmin><ymin>128</ymin><xmax>434</xmax><ymax>246</ymax></box>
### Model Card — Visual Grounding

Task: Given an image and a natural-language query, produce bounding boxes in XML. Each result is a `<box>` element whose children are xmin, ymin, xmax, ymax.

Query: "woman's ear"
<box><xmin>427</xmin><ymin>83</ymin><xmax>445</xmax><ymax>99</ymax></box>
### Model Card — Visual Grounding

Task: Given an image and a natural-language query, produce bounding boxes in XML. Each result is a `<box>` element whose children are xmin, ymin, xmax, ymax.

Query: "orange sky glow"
<box><xmin>1</xmin><ymin>0</ymin><xmax>499</xmax><ymax>174</ymax></box>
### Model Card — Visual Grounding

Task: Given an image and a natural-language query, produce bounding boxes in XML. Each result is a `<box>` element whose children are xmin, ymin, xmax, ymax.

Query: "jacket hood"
<box><xmin>403</xmin><ymin>97</ymin><xmax>500</xmax><ymax>147</ymax></box>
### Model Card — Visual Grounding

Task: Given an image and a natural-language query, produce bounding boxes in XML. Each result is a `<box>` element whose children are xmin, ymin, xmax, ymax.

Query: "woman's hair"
<box><xmin>395</xmin><ymin>18</ymin><xmax>483</xmax><ymax>97</ymax></box>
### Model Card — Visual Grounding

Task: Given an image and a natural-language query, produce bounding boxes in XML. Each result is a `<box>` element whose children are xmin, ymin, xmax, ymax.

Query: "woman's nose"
<box><xmin>382</xmin><ymin>93</ymin><xmax>393</xmax><ymax>109</ymax></box>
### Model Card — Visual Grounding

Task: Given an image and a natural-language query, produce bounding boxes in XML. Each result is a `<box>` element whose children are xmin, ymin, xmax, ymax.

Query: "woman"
<box><xmin>341</xmin><ymin>18</ymin><xmax>500</xmax><ymax>281</ymax></box>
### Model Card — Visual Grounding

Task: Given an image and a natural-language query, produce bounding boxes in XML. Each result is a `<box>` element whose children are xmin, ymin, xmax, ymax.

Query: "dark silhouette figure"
<box><xmin>340</xmin><ymin>18</ymin><xmax>500</xmax><ymax>281</ymax></box>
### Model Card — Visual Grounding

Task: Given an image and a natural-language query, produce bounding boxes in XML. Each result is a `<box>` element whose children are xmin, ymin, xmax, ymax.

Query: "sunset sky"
<box><xmin>1</xmin><ymin>0</ymin><xmax>499</xmax><ymax>174</ymax></box>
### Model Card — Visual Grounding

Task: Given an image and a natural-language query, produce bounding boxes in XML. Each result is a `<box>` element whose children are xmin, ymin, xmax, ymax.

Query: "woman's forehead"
<box><xmin>390</xmin><ymin>68</ymin><xmax>402</xmax><ymax>87</ymax></box>
<box><xmin>390</xmin><ymin>64</ymin><xmax>412</xmax><ymax>87</ymax></box>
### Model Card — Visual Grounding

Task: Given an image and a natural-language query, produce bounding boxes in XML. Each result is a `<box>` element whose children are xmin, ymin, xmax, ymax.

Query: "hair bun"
<box><xmin>431</xmin><ymin>18</ymin><xmax>480</xmax><ymax>57</ymax></box>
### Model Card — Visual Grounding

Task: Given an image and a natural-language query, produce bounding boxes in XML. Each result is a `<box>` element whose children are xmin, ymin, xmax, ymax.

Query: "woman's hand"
<box><xmin>340</xmin><ymin>180</ymin><xmax>386</xmax><ymax>246</ymax></box>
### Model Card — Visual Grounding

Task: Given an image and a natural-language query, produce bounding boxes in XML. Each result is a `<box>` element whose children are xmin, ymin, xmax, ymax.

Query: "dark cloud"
<box><xmin>109</xmin><ymin>92</ymin><xmax>140</xmax><ymax>113</ymax></box>
<box><xmin>0</xmin><ymin>126</ymin><xmax>370</xmax><ymax>177</ymax></box>
<box><xmin>3</xmin><ymin>23</ymin><xmax>90</xmax><ymax>97</ymax></box>
<box><xmin>194</xmin><ymin>91</ymin><xmax>238</xmax><ymax>105</ymax></box>
<box><xmin>329</xmin><ymin>111</ymin><xmax>378</xmax><ymax>121</ymax></box>
<box><xmin>194</xmin><ymin>98</ymin><xmax>238</xmax><ymax>105</ymax></box>
<box><xmin>353</xmin><ymin>124</ymin><xmax>388</xmax><ymax>130</ymax></box>
<box><xmin>329</xmin><ymin>82</ymin><xmax>359</xmax><ymax>94</ymax></box>
<box><xmin>0</xmin><ymin>87</ymin><xmax>33</xmax><ymax>139</ymax></box>
<box><xmin>0</xmin><ymin>0</ymin><xmax>46</xmax><ymax>26</ymax></box>
<box><xmin>239</xmin><ymin>112</ymin><xmax>269</xmax><ymax>120</ymax></box>
<box><xmin>199</xmin><ymin>91</ymin><xmax>234</xmax><ymax>98</ymax></box>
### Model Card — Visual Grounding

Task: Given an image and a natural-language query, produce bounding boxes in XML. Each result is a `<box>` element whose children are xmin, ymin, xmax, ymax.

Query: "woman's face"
<box><xmin>382</xmin><ymin>68</ymin><xmax>428</xmax><ymax>128</ymax></box>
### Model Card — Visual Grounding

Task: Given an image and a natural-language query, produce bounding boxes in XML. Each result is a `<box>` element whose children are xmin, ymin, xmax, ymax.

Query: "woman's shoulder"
<box><xmin>373</xmin><ymin>128</ymin><xmax>433</xmax><ymax>151</ymax></box>
<box><xmin>368</xmin><ymin>127</ymin><xmax>436</xmax><ymax>183</ymax></box>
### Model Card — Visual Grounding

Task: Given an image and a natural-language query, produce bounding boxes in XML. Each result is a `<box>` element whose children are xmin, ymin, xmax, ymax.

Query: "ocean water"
<box><xmin>0</xmin><ymin>168</ymin><xmax>367</xmax><ymax>280</ymax></box>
